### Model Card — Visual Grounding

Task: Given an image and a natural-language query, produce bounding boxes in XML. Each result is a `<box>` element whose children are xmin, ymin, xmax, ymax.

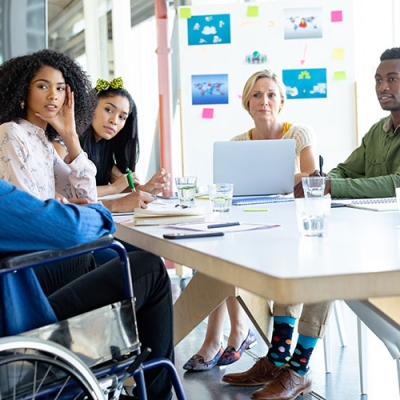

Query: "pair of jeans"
<box><xmin>36</xmin><ymin>251</ymin><xmax>173</xmax><ymax>400</ymax></box>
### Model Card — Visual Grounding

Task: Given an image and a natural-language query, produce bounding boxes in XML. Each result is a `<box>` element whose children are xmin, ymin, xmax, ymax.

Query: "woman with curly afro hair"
<box><xmin>0</xmin><ymin>49</ymin><xmax>98</xmax><ymax>202</ymax></box>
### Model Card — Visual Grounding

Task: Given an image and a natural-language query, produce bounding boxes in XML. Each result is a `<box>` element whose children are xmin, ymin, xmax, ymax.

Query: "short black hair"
<box><xmin>380</xmin><ymin>47</ymin><xmax>400</xmax><ymax>61</ymax></box>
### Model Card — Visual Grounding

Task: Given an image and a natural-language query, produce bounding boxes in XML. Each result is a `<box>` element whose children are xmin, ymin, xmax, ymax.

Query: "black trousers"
<box><xmin>35</xmin><ymin>251</ymin><xmax>174</xmax><ymax>400</ymax></box>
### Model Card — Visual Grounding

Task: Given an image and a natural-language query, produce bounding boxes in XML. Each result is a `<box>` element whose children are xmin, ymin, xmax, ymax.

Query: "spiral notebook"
<box><xmin>339</xmin><ymin>197</ymin><xmax>398</xmax><ymax>212</ymax></box>
<box><xmin>232</xmin><ymin>195</ymin><xmax>294</xmax><ymax>206</ymax></box>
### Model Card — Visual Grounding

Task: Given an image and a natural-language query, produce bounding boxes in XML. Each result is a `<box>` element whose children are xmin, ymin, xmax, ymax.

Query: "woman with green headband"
<box><xmin>54</xmin><ymin>77</ymin><xmax>171</xmax><ymax>213</ymax></box>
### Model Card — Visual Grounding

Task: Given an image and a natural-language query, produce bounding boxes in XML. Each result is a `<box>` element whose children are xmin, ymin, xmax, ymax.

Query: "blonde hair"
<box><xmin>241</xmin><ymin>69</ymin><xmax>286</xmax><ymax>114</ymax></box>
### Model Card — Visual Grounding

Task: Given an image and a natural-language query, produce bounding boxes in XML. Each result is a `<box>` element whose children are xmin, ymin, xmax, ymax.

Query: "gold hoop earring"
<box><xmin>20</xmin><ymin>101</ymin><xmax>25</xmax><ymax>110</ymax></box>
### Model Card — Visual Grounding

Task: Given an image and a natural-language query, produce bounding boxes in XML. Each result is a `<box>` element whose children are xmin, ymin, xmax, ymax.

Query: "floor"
<box><xmin>169</xmin><ymin>269</ymin><xmax>399</xmax><ymax>400</ymax></box>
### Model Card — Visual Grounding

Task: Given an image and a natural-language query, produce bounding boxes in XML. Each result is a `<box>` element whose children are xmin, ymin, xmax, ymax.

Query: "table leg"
<box><xmin>174</xmin><ymin>271</ymin><xmax>272</xmax><ymax>347</ymax></box>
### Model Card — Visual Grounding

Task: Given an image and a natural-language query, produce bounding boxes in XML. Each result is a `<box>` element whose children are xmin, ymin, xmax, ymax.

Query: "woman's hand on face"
<box><xmin>137</xmin><ymin>168</ymin><xmax>171</xmax><ymax>195</ymax></box>
<box><xmin>36</xmin><ymin>85</ymin><xmax>77</xmax><ymax>139</ymax></box>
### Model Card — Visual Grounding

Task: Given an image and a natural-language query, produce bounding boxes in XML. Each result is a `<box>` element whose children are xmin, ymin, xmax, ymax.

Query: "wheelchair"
<box><xmin>0</xmin><ymin>234</ymin><xmax>187</xmax><ymax>400</ymax></box>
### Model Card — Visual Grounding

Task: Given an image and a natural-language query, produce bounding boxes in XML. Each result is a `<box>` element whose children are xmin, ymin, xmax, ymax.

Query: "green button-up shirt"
<box><xmin>329</xmin><ymin>116</ymin><xmax>400</xmax><ymax>198</ymax></box>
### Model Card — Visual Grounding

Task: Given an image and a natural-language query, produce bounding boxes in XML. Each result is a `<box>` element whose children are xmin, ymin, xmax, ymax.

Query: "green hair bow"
<box><xmin>95</xmin><ymin>77</ymin><xmax>124</xmax><ymax>94</ymax></box>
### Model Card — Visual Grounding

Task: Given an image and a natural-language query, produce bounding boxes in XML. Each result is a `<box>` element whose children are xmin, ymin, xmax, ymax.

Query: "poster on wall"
<box><xmin>191</xmin><ymin>74</ymin><xmax>229</xmax><ymax>105</ymax></box>
<box><xmin>284</xmin><ymin>7</ymin><xmax>323</xmax><ymax>40</ymax></box>
<box><xmin>283</xmin><ymin>68</ymin><xmax>327</xmax><ymax>99</ymax></box>
<box><xmin>187</xmin><ymin>14</ymin><xmax>231</xmax><ymax>45</ymax></box>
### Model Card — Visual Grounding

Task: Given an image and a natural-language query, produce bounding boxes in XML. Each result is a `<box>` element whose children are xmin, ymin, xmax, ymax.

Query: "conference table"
<box><xmin>114</xmin><ymin>198</ymin><xmax>400</xmax><ymax>346</ymax></box>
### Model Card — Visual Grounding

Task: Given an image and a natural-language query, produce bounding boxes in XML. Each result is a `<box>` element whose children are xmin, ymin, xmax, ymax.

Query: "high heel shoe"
<box><xmin>217</xmin><ymin>330</ymin><xmax>257</xmax><ymax>366</ymax></box>
<box><xmin>183</xmin><ymin>346</ymin><xmax>224</xmax><ymax>371</ymax></box>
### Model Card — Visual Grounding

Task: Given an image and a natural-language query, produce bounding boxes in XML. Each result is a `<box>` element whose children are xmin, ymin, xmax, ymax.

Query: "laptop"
<box><xmin>213</xmin><ymin>139</ymin><xmax>296</xmax><ymax>196</ymax></box>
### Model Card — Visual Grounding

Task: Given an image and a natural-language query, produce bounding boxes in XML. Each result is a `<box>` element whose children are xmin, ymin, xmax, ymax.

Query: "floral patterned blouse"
<box><xmin>0</xmin><ymin>119</ymin><xmax>97</xmax><ymax>201</ymax></box>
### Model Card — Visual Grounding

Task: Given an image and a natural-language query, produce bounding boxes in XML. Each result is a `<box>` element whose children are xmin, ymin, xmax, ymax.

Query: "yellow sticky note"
<box><xmin>179</xmin><ymin>7</ymin><xmax>191</xmax><ymax>19</ymax></box>
<box><xmin>332</xmin><ymin>48</ymin><xmax>345</xmax><ymax>60</ymax></box>
<box><xmin>247</xmin><ymin>6</ymin><xmax>259</xmax><ymax>17</ymax></box>
<box><xmin>334</xmin><ymin>71</ymin><xmax>346</xmax><ymax>80</ymax></box>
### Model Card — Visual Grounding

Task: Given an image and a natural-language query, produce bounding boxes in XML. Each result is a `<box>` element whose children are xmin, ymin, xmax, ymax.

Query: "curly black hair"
<box><xmin>0</xmin><ymin>48</ymin><xmax>97</xmax><ymax>141</ymax></box>
<box><xmin>80</xmin><ymin>85</ymin><xmax>140</xmax><ymax>183</ymax></box>
<box><xmin>380</xmin><ymin>47</ymin><xmax>400</xmax><ymax>61</ymax></box>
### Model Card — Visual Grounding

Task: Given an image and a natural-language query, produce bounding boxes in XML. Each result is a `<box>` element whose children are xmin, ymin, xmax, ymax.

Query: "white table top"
<box><xmin>115</xmin><ymin>199</ymin><xmax>400</xmax><ymax>304</ymax></box>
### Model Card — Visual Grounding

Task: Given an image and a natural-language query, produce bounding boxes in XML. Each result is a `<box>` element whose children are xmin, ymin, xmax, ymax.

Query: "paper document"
<box><xmin>165</xmin><ymin>221</ymin><xmax>280</xmax><ymax>233</ymax></box>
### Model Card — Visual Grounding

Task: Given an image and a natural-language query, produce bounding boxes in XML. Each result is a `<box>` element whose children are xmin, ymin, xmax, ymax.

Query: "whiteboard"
<box><xmin>178</xmin><ymin>1</ymin><xmax>356</xmax><ymax>187</ymax></box>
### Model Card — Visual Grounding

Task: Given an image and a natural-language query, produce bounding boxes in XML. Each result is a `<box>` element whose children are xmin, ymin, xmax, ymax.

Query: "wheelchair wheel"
<box><xmin>0</xmin><ymin>336</ymin><xmax>104</xmax><ymax>399</ymax></box>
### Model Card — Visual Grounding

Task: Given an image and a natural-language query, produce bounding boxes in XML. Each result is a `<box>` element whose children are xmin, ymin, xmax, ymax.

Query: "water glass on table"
<box><xmin>295</xmin><ymin>196</ymin><xmax>331</xmax><ymax>237</ymax></box>
<box><xmin>175</xmin><ymin>176</ymin><xmax>197</xmax><ymax>203</ymax></box>
<box><xmin>208</xmin><ymin>183</ymin><xmax>234</xmax><ymax>212</ymax></box>
<box><xmin>302</xmin><ymin>176</ymin><xmax>328</xmax><ymax>198</ymax></box>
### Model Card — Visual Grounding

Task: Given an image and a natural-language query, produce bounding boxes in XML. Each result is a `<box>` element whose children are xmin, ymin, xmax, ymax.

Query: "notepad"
<box><xmin>342</xmin><ymin>197</ymin><xmax>398</xmax><ymax>212</ymax></box>
<box><xmin>133</xmin><ymin>205</ymin><xmax>206</xmax><ymax>225</ymax></box>
<box><xmin>232</xmin><ymin>196</ymin><xmax>294</xmax><ymax>206</ymax></box>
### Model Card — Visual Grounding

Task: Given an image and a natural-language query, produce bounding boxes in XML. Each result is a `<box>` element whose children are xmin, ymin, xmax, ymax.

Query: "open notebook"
<box><xmin>133</xmin><ymin>204</ymin><xmax>206</xmax><ymax>225</ymax></box>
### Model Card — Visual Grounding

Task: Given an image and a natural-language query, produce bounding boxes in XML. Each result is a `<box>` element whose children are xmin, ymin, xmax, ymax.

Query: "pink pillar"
<box><xmin>155</xmin><ymin>0</ymin><xmax>175</xmax><ymax>270</ymax></box>
<box><xmin>154</xmin><ymin>0</ymin><xmax>173</xmax><ymax>178</ymax></box>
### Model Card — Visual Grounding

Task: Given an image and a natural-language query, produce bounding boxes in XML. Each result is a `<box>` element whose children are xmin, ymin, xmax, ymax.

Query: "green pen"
<box><xmin>126</xmin><ymin>169</ymin><xmax>135</xmax><ymax>191</ymax></box>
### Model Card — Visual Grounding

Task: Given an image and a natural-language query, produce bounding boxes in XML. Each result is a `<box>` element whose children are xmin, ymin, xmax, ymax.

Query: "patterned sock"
<box><xmin>289</xmin><ymin>334</ymin><xmax>318</xmax><ymax>375</ymax></box>
<box><xmin>266</xmin><ymin>316</ymin><xmax>296</xmax><ymax>367</ymax></box>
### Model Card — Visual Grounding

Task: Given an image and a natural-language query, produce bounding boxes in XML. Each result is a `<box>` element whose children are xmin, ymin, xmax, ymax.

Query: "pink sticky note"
<box><xmin>202</xmin><ymin>108</ymin><xmax>214</xmax><ymax>119</ymax></box>
<box><xmin>331</xmin><ymin>10</ymin><xmax>343</xmax><ymax>22</ymax></box>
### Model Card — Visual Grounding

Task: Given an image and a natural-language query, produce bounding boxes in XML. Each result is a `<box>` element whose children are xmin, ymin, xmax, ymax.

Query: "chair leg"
<box><xmin>334</xmin><ymin>300</ymin><xmax>348</xmax><ymax>347</ymax></box>
<box><xmin>323</xmin><ymin>325</ymin><xmax>332</xmax><ymax>373</ymax></box>
<box><xmin>357</xmin><ymin>317</ymin><xmax>368</xmax><ymax>395</ymax></box>
<box><xmin>397</xmin><ymin>359</ymin><xmax>400</xmax><ymax>397</ymax></box>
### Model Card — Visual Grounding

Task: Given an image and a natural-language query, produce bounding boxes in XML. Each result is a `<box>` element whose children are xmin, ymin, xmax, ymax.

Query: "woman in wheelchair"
<box><xmin>0</xmin><ymin>179</ymin><xmax>175</xmax><ymax>400</ymax></box>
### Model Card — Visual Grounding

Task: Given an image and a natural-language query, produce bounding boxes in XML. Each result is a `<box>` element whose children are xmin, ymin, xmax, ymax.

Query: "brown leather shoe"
<box><xmin>221</xmin><ymin>357</ymin><xmax>282</xmax><ymax>387</ymax></box>
<box><xmin>250</xmin><ymin>367</ymin><xmax>312</xmax><ymax>400</ymax></box>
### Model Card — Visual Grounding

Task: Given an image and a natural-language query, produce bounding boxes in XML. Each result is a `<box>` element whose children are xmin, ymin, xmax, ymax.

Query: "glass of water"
<box><xmin>302</xmin><ymin>176</ymin><xmax>328</xmax><ymax>198</ymax></box>
<box><xmin>208</xmin><ymin>183</ymin><xmax>234</xmax><ymax>212</ymax></box>
<box><xmin>175</xmin><ymin>176</ymin><xmax>197</xmax><ymax>203</ymax></box>
<box><xmin>295</xmin><ymin>196</ymin><xmax>331</xmax><ymax>237</ymax></box>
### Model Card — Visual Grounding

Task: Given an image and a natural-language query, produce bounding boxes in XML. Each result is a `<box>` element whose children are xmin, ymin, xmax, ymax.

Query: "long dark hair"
<box><xmin>0</xmin><ymin>49</ymin><xmax>96</xmax><ymax>141</ymax></box>
<box><xmin>80</xmin><ymin>85</ymin><xmax>139</xmax><ymax>184</ymax></box>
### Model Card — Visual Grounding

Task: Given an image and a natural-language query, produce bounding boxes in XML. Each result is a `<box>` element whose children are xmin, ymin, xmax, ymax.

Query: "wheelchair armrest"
<box><xmin>0</xmin><ymin>234</ymin><xmax>115</xmax><ymax>270</ymax></box>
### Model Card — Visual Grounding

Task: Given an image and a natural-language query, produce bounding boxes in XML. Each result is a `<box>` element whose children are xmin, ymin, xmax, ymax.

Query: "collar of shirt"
<box><xmin>19</xmin><ymin>118</ymin><xmax>45</xmax><ymax>137</ymax></box>
<box><xmin>383</xmin><ymin>115</ymin><xmax>400</xmax><ymax>136</ymax></box>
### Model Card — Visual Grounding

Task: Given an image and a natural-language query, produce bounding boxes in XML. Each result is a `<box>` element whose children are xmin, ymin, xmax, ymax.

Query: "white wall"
<box><xmin>177</xmin><ymin>0</ymin><xmax>356</xmax><ymax>186</ymax></box>
<box><xmin>105</xmin><ymin>0</ymin><xmax>399</xmax><ymax>187</ymax></box>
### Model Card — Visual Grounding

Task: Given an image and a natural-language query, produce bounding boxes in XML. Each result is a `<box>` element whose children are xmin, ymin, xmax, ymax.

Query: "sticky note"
<box><xmin>334</xmin><ymin>71</ymin><xmax>346</xmax><ymax>80</ymax></box>
<box><xmin>202</xmin><ymin>108</ymin><xmax>214</xmax><ymax>119</ymax></box>
<box><xmin>247</xmin><ymin>6</ymin><xmax>259</xmax><ymax>17</ymax></box>
<box><xmin>332</xmin><ymin>48</ymin><xmax>345</xmax><ymax>60</ymax></box>
<box><xmin>331</xmin><ymin>10</ymin><xmax>343</xmax><ymax>22</ymax></box>
<box><xmin>179</xmin><ymin>7</ymin><xmax>191</xmax><ymax>19</ymax></box>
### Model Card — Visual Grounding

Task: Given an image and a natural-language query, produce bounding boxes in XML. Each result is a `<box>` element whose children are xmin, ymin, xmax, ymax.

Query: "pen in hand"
<box><xmin>319</xmin><ymin>155</ymin><xmax>324</xmax><ymax>176</ymax></box>
<box><xmin>126</xmin><ymin>169</ymin><xmax>136</xmax><ymax>192</ymax></box>
<box><xmin>207</xmin><ymin>222</ymin><xmax>240</xmax><ymax>229</ymax></box>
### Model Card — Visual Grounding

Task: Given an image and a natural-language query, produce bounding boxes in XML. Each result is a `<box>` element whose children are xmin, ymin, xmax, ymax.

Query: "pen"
<box><xmin>319</xmin><ymin>155</ymin><xmax>324</xmax><ymax>176</ymax></box>
<box><xmin>126</xmin><ymin>169</ymin><xmax>135</xmax><ymax>192</ymax></box>
<box><xmin>207</xmin><ymin>222</ymin><xmax>240</xmax><ymax>229</ymax></box>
